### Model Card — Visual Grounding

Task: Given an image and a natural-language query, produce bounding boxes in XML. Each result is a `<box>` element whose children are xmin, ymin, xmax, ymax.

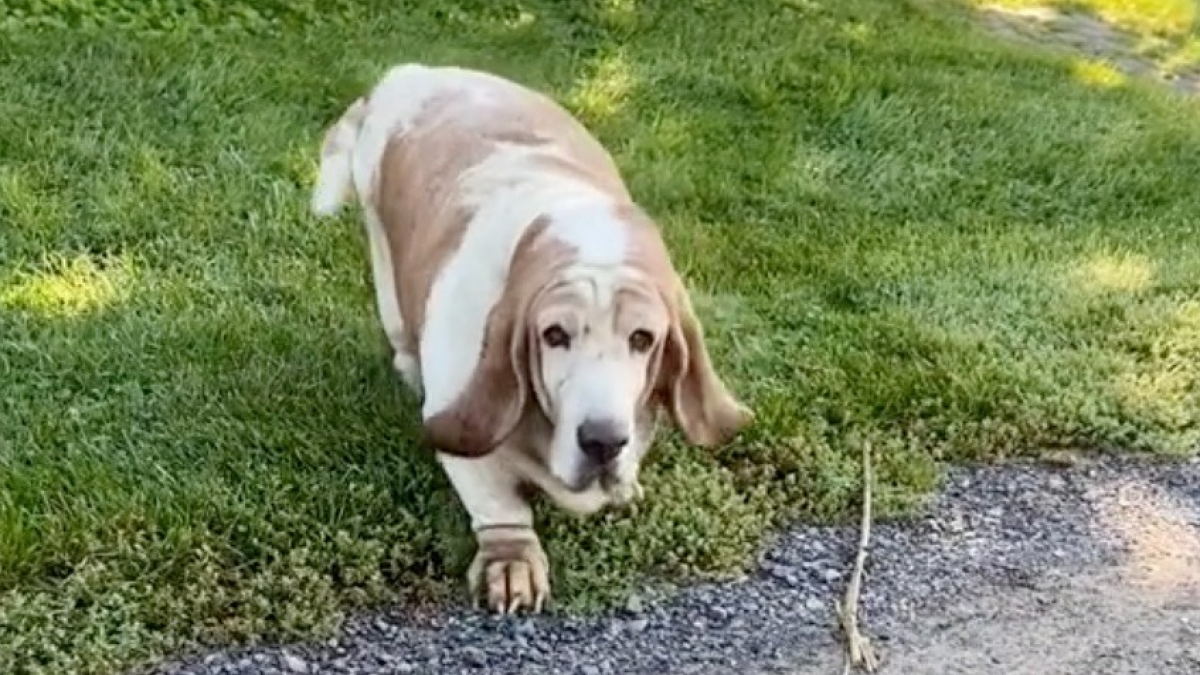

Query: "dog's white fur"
<box><xmin>312</xmin><ymin>63</ymin><xmax>751</xmax><ymax>613</ymax></box>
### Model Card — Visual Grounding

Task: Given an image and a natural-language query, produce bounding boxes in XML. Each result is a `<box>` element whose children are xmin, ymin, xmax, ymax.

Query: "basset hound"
<box><xmin>312</xmin><ymin>63</ymin><xmax>752</xmax><ymax>613</ymax></box>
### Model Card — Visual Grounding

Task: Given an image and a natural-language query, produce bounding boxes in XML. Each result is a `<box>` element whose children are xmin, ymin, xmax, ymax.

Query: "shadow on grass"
<box><xmin>2</xmin><ymin>0</ymin><xmax>1200</xmax><ymax>673</ymax></box>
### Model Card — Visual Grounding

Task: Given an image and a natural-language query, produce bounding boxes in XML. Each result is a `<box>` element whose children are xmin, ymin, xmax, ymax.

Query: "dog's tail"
<box><xmin>311</xmin><ymin>96</ymin><xmax>368</xmax><ymax>217</ymax></box>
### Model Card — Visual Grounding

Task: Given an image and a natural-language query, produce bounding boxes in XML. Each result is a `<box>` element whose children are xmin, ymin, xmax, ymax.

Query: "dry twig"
<box><xmin>836</xmin><ymin>440</ymin><xmax>880</xmax><ymax>674</ymax></box>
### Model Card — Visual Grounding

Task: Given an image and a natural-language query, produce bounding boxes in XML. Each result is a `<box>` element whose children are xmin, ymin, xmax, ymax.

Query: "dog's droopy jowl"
<box><xmin>311</xmin><ymin>63</ymin><xmax>752</xmax><ymax>613</ymax></box>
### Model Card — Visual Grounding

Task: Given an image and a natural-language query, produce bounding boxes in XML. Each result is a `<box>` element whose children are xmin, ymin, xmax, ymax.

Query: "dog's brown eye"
<box><xmin>628</xmin><ymin>329</ymin><xmax>654</xmax><ymax>353</ymax></box>
<box><xmin>542</xmin><ymin>324</ymin><xmax>571</xmax><ymax>349</ymax></box>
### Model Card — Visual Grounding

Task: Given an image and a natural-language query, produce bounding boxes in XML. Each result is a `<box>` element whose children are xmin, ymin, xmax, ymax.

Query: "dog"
<box><xmin>311</xmin><ymin>63</ymin><xmax>752</xmax><ymax>613</ymax></box>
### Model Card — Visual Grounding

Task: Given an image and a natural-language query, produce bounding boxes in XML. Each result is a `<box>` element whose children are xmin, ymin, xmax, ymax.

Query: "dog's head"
<box><xmin>424</xmin><ymin>205</ymin><xmax>752</xmax><ymax>494</ymax></box>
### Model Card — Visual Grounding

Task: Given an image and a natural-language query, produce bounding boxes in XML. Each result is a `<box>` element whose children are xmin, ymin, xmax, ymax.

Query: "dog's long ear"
<box><xmin>422</xmin><ymin>218</ymin><xmax>559</xmax><ymax>457</ymax></box>
<box><xmin>422</xmin><ymin>286</ymin><xmax>532</xmax><ymax>457</ymax></box>
<box><xmin>657</xmin><ymin>280</ymin><xmax>752</xmax><ymax>447</ymax></box>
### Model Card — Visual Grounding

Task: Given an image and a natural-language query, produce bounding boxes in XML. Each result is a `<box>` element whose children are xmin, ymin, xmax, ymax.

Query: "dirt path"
<box><xmin>855</xmin><ymin>568</ymin><xmax>1200</xmax><ymax>675</ymax></box>
<box><xmin>977</xmin><ymin>3</ymin><xmax>1200</xmax><ymax>95</ymax></box>
<box><xmin>805</xmin><ymin>457</ymin><xmax>1200</xmax><ymax>675</ymax></box>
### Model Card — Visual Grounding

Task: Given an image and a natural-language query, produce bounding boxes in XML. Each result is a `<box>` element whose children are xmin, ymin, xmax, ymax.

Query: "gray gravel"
<box><xmin>139</xmin><ymin>453</ymin><xmax>1200</xmax><ymax>675</ymax></box>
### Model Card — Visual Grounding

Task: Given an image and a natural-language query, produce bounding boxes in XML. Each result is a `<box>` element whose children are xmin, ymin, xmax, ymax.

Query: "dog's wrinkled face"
<box><xmin>421</xmin><ymin>214</ymin><xmax>752</xmax><ymax>491</ymax></box>
<box><xmin>527</xmin><ymin>267</ymin><xmax>670</xmax><ymax>491</ymax></box>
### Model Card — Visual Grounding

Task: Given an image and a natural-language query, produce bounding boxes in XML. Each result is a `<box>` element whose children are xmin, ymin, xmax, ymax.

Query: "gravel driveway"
<box><xmin>141</xmin><ymin>453</ymin><xmax>1200</xmax><ymax>675</ymax></box>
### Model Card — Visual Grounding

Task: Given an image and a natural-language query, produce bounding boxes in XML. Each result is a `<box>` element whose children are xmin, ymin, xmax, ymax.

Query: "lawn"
<box><xmin>2</xmin><ymin>0</ymin><xmax>1199</xmax><ymax>673</ymax></box>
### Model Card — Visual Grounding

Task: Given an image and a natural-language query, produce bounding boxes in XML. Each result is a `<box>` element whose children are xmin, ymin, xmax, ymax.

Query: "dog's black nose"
<box><xmin>576</xmin><ymin>419</ymin><xmax>628</xmax><ymax>465</ymax></box>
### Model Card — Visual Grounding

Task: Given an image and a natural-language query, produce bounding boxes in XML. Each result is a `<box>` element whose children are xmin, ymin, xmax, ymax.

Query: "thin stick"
<box><xmin>836</xmin><ymin>440</ymin><xmax>880</xmax><ymax>674</ymax></box>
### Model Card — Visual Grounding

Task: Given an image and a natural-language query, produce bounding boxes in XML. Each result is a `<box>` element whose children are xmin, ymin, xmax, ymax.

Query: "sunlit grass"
<box><xmin>0</xmin><ymin>254</ymin><xmax>134</xmax><ymax>317</ymax></box>
<box><xmin>565</xmin><ymin>51</ymin><xmax>637</xmax><ymax>123</ymax></box>
<box><xmin>1070</xmin><ymin>57</ymin><xmax>1129</xmax><ymax>87</ymax></box>
<box><xmin>1068</xmin><ymin>253</ymin><xmax>1155</xmax><ymax>294</ymax></box>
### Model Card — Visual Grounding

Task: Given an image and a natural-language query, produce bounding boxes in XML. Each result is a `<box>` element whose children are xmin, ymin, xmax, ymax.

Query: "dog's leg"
<box><xmin>310</xmin><ymin>95</ymin><xmax>423</xmax><ymax>397</ymax></box>
<box><xmin>437</xmin><ymin>451</ymin><xmax>550</xmax><ymax>614</ymax></box>
<box><xmin>361</xmin><ymin>206</ymin><xmax>423</xmax><ymax>397</ymax></box>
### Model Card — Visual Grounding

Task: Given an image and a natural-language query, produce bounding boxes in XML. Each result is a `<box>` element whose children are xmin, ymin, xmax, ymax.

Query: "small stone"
<box><xmin>463</xmin><ymin>647</ymin><xmax>487</xmax><ymax>668</ymax></box>
<box><xmin>627</xmin><ymin>618</ymin><xmax>650</xmax><ymax>633</ymax></box>
<box><xmin>805</xmin><ymin>597</ymin><xmax>826</xmax><ymax>612</ymax></box>
<box><xmin>946</xmin><ymin>511</ymin><xmax>968</xmax><ymax>533</ymax></box>
<box><xmin>395</xmin><ymin>663</ymin><xmax>417</xmax><ymax>674</ymax></box>
<box><xmin>282</xmin><ymin>652</ymin><xmax>310</xmax><ymax>673</ymax></box>
<box><xmin>821</xmin><ymin>568</ymin><xmax>842</xmax><ymax>582</ymax></box>
<box><xmin>581</xmin><ymin>666</ymin><xmax>602</xmax><ymax>675</ymax></box>
<box><xmin>1187</xmin><ymin>646</ymin><xmax>1200</xmax><ymax>664</ymax></box>
<box><xmin>625</xmin><ymin>593</ymin><xmax>645</xmax><ymax>614</ymax></box>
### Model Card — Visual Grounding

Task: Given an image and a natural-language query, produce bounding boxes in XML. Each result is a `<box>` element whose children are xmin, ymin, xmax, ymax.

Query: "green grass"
<box><xmin>2</xmin><ymin>0</ymin><xmax>1199</xmax><ymax>673</ymax></box>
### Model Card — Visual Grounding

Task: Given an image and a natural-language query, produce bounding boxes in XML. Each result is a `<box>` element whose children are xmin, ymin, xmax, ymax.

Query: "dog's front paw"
<box><xmin>468</xmin><ymin>526</ymin><xmax>550</xmax><ymax>614</ymax></box>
